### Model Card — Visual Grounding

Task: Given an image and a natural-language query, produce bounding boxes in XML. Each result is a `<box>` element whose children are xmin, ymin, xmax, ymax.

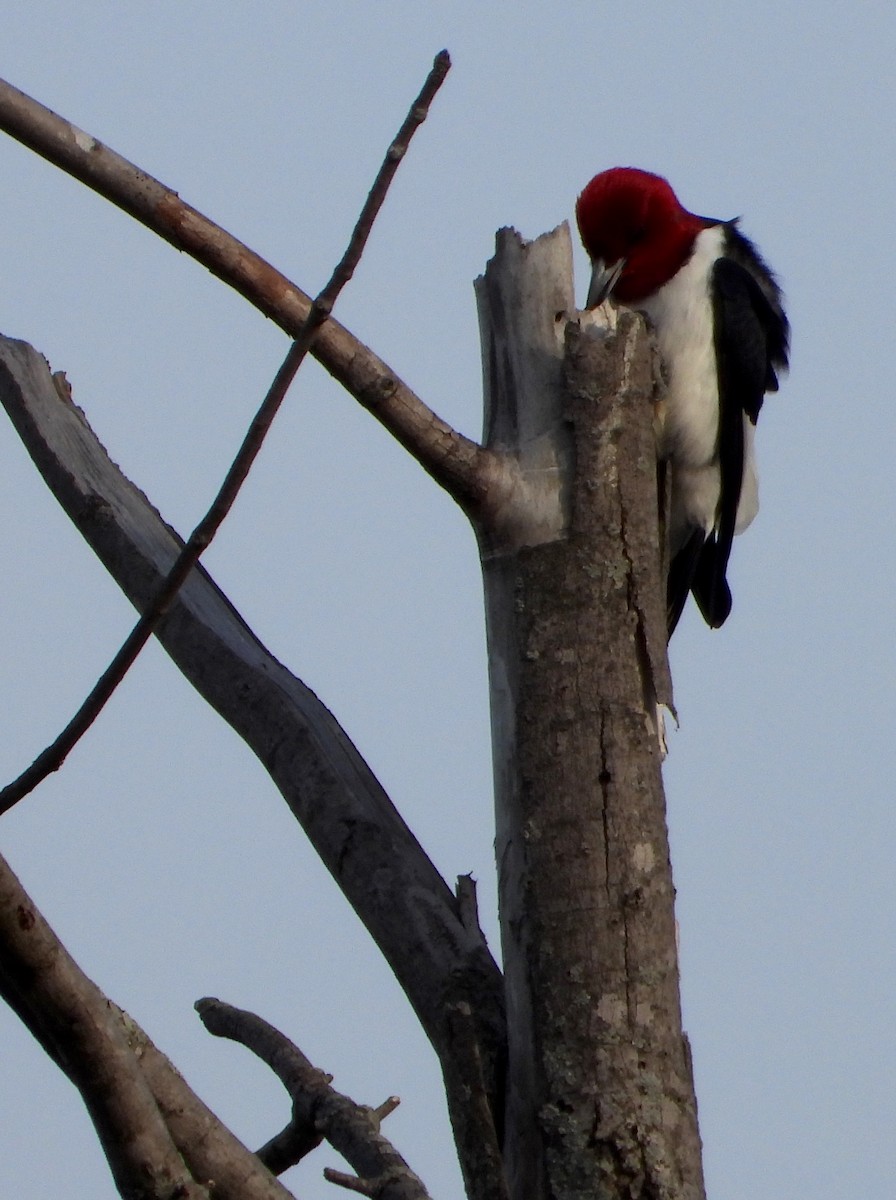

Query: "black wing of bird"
<box><xmin>668</xmin><ymin>225</ymin><xmax>789</xmax><ymax>635</ymax></box>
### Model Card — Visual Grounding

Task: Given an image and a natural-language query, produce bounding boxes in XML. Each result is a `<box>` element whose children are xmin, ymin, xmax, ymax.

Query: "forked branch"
<box><xmin>0</xmin><ymin>58</ymin><xmax>498</xmax><ymax>510</ymax></box>
<box><xmin>197</xmin><ymin>999</ymin><xmax>432</xmax><ymax>1199</ymax></box>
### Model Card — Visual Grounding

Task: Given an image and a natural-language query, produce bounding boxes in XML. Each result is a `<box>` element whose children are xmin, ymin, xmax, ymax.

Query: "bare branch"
<box><xmin>372</xmin><ymin>1097</ymin><xmax>401</xmax><ymax>1126</ymax></box>
<box><xmin>255</xmin><ymin>1120</ymin><xmax>324</xmax><ymax>1178</ymax></box>
<box><xmin>196</xmin><ymin>998</ymin><xmax>331</xmax><ymax>1094</ymax></box>
<box><xmin>0</xmin><ymin>848</ymin><xmax>212</xmax><ymax>1200</ymax></box>
<box><xmin>455</xmin><ymin>873</ymin><xmax>486</xmax><ymax>938</ymax></box>
<box><xmin>317</xmin><ymin>50</ymin><xmax>450</xmax><ymax>311</ymax></box>
<box><xmin>198</xmin><ymin>999</ymin><xmax>432</xmax><ymax>1200</ymax></box>
<box><xmin>0</xmin><ymin>63</ymin><xmax>497</xmax><ymax>510</ymax></box>
<box><xmin>195</xmin><ymin>996</ymin><xmax>324</xmax><ymax>1173</ymax></box>
<box><xmin>118</xmin><ymin>1012</ymin><xmax>301</xmax><ymax>1200</ymax></box>
<box><xmin>324</xmin><ymin>1168</ymin><xmax>379</xmax><ymax>1196</ymax></box>
<box><xmin>0</xmin><ymin>51</ymin><xmax>452</xmax><ymax>817</ymax></box>
<box><xmin>0</xmin><ymin>845</ymin><xmax>301</xmax><ymax>1198</ymax></box>
<box><xmin>0</xmin><ymin>335</ymin><xmax>506</xmax><ymax>1187</ymax></box>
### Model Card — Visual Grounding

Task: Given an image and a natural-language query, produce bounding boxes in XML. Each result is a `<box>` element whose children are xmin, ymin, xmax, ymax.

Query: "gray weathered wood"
<box><xmin>476</xmin><ymin>225</ymin><xmax>702</xmax><ymax>1200</ymax></box>
<box><xmin>0</xmin><ymin>335</ymin><xmax>505</xmax><ymax>1198</ymax></box>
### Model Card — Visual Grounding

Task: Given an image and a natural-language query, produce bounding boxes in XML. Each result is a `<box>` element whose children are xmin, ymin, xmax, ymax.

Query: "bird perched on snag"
<box><xmin>576</xmin><ymin>167</ymin><xmax>789</xmax><ymax>634</ymax></box>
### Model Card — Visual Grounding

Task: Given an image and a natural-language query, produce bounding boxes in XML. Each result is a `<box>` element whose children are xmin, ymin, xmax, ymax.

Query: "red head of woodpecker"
<box><xmin>576</xmin><ymin>167</ymin><xmax>789</xmax><ymax>634</ymax></box>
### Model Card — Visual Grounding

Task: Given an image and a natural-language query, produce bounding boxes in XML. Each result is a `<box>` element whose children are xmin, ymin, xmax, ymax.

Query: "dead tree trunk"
<box><xmin>475</xmin><ymin>224</ymin><xmax>705</xmax><ymax>1200</ymax></box>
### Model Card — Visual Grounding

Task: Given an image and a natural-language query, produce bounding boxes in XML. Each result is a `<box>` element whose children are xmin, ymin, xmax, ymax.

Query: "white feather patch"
<box><xmin>634</xmin><ymin>226</ymin><xmax>758</xmax><ymax>550</ymax></box>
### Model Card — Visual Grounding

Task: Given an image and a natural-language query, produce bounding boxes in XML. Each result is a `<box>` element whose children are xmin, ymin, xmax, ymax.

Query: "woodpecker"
<box><xmin>576</xmin><ymin>167</ymin><xmax>789</xmax><ymax>634</ymax></box>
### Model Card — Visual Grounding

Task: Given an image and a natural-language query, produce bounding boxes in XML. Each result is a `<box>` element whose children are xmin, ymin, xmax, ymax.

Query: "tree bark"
<box><xmin>476</xmin><ymin>225</ymin><xmax>704</xmax><ymax>1200</ymax></box>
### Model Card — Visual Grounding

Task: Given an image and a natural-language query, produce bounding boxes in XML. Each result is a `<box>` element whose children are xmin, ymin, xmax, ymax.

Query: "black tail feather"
<box><xmin>667</xmin><ymin>529</ymin><xmax>705</xmax><ymax>636</ymax></box>
<box><xmin>667</xmin><ymin>530</ymin><xmax>733</xmax><ymax>636</ymax></box>
<box><xmin>690</xmin><ymin>534</ymin><xmax>732</xmax><ymax>628</ymax></box>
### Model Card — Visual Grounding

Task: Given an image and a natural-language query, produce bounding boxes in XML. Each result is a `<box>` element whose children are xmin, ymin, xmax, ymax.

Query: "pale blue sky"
<box><xmin>0</xmin><ymin>5</ymin><xmax>893</xmax><ymax>1198</ymax></box>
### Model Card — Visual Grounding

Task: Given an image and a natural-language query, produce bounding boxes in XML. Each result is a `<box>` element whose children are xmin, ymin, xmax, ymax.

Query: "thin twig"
<box><xmin>323</xmin><ymin>1169</ymin><xmax>377</xmax><ymax>1197</ymax></box>
<box><xmin>0</xmin><ymin>51</ymin><xmax>451</xmax><ymax>817</ymax></box>
<box><xmin>371</xmin><ymin>1097</ymin><xmax>401</xmax><ymax>1127</ymax></box>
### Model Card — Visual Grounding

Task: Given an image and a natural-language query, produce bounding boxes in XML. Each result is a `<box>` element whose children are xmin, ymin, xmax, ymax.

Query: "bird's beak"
<box><xmin>585</xmin><ymin>257</ymin><xmax>625</xmax><ymax>308</ymax></box>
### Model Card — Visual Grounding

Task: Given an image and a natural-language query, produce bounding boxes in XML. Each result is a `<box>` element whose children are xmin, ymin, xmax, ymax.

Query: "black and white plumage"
<box><xmin>575</xmin><ymin>167</ymin><xmax>789</xmax><ymax>634</ymax></box>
